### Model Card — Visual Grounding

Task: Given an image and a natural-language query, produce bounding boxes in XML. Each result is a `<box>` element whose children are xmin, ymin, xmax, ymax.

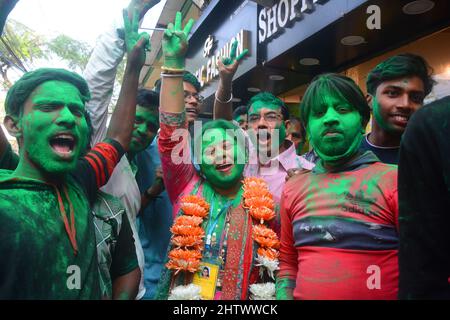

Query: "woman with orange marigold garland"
<box><xmin>155</xmin><ymin>13</ymin><xmax>279</xmax><ymax>300</ymax></box>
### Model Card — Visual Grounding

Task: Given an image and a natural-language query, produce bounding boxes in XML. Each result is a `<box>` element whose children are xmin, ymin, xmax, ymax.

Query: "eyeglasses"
<box><xmin>248</xmin><ymin>113</ymin><xmax>282</xmax><ymax>124</ymax></box>
<box><xmin>184</xmin><ymin>91</ymin><xmax>204</xmax><ymax>103</ymax></box>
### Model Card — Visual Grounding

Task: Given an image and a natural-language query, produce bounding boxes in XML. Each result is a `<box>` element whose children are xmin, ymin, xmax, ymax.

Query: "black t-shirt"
<box><xmin>360</xmin><ymin>134</ymin><xmax>399</xmax><ymax>165</ymax></box>
<box><xmin>398</xmin><ymin>96</ymin><xmax>450</xmax><ymax>299</ymax></box>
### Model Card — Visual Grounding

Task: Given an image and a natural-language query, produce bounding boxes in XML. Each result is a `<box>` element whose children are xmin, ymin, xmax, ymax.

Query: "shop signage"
<box><xmin>258</xmin><ymin>0</ymin><xmax>330</xmax><ymax>43</ymax></box>
<box><xmin>195</xmin><ymin>29</ymin><xmax>250</xmax><ymax>88</ymax></box>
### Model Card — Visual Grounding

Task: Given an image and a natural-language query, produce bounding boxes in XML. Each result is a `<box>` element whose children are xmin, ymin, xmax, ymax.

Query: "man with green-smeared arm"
<box><xmin>0</xmin><ymin>8</ymin><xmax>149</xmax><ymax>299</ymax></box>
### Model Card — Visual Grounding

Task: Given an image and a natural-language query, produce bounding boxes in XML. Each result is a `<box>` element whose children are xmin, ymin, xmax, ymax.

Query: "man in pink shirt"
<box><xmin>213</xmin><ymin>46</ymin><xmax>313</xmax><ymax>236</ymax></box>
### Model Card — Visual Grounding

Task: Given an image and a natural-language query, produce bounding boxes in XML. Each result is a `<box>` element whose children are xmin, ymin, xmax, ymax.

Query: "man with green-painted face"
<box><xmin>244</xmin><ymin>92</ymin><xmax>314</xmax><ymax>236</ymax></box>
<box><xmin>214</xmin><ymin>51</ymin><xmax>314</xmax><ymax>238</ymax></box>
<box><xmin>361</xmin><ymin>54</ymin><xmax>435</xmax><ymax>164</ymax></box>
<box><xmin>155</xmin><ymin>12</ymin><xmax>275</xmax><ymax>300</ymax></box>
<box><xmin>0</xmin><ymin>7</ymin><xmax>149</xmax><ymax>298</ymax></box>
<box><xmin>277</xmin><ymin>73</ymin><xmax>399</xmax><ymax>300</ymax></box>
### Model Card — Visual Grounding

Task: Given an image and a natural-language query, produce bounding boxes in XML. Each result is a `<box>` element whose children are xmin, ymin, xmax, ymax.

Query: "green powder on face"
<box><xmin>128</xmin><ymin>106</ymin><xmax>158</xmax><ymax>155</ymax></box>
<box><xmin>307</xmin><ymin>95</ymin><xmax>364</xmax><ymax>167</ymax></box>
<box><xmin>372</xmin><ymin>98</ymin><xmax>396</xmax><ymax>133</ymax></box>
<box><xmin>248</xmin><ymin>100</ymin><xmax>286</xmax><ymax>155</ymax></box>
<box><xmin>15</xmin><ymin>81</ymin><xmax>89</xmax><ymax>180</ymax></box>
<box><xmin>199</xmin><ymin>127</ymin><xmax>245</xmax><ymax>189</ymax></box>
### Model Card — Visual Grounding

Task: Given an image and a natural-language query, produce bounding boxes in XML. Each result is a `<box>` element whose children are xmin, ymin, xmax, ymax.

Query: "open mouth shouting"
<box><xmin>215</xmin><ymin>163</ymin><xmax>234</xmax><ymax>173</ymax></box>
<box><xmin>257</xmin><ymin>130</ymin><xmax>271</xmax><ymax>144</ymax></box>
<box><xmin>186</xmin><ymin>107</ymin><xmax>198</xmax><ymax>118</ymax></box>
<box><xmin>49</xmin><ymin>133</ymin><xmax>77</xmax><ymax>159</ymax></box>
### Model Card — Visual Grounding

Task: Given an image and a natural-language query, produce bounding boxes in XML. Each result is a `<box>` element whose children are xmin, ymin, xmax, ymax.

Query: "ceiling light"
<box><xmin>247</xmin><ymin>87</ymin><xmax>261</xmax><ymax>92</ymax></box>
<box><xmin>269</xmin><ymin>75</ymin><xmax>285</xmax><ymax>81</ymax></box>
<box><xmin>402</xmin><ymin>0</ymin><xmax>435</xmax><ymax>15</ymax></box>
<box><xmin>340</xmin><ymin>35</ymin><xmax>366</xmax><ymax>46</ymax></box>
<box><xmin>299</xmin><ymin>58</ymin><xmax>320</xmax><ymax>66</ymax></box>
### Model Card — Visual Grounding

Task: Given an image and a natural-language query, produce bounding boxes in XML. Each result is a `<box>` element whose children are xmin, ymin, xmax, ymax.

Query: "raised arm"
<box><xmin>84</xmin><ymin>0</ymin><xmax>161</xmax><ymax>145</ymax></box>
<box><xmin>158</xmin><ymin>12</ymin><xmax>196</xmax><ymax>204</ymax></box>
<box><xmin>160</xmin><ymin>12</ymin><xmax>194</xmax><ymax>114</ymax></box>
<box><xmin>106</xmin><ymin>8</ymin><xmax>150</xmax><ymax>151</ymax></box>
<box><xmin>213</xmin><ymin>40</ymin><xmax>248</xmax><ymax>120</ymax></box>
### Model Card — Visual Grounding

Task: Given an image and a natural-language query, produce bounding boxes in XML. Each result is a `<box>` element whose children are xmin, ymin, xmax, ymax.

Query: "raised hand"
<box><xmin>162</xmin><ymin>11</ymin><xmax>195</xmax><ymax>71</ymax></box>
<box><xmin>217</xmin><ymin>40</ymin><xmax>248</xmax><ymax>84</ymax></box>
<box><xmin>123</xmin><ymin>8</ymin><xmax>150</xmax><ymax>71</ymax></box>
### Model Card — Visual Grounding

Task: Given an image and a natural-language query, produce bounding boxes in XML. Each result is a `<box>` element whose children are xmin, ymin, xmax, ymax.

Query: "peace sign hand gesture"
<box><xmin>162</xmin><ymin>11</ymin><xmax>195</xmax><ymax>71</ymax></box>
<box><xmin>123</xmin><ymin>8</ymin><xmax>150</xmax><ymax>72</ymax></box>
<box><xmin>217</xmin><ymin>40</ymin><xmax>248</xmax><ymax>84</ymax></box>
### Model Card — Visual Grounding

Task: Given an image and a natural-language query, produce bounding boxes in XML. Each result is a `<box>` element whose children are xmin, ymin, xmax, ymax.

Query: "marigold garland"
<box><xmin>257</xmin><ymin>247</ymin><xmax>279</xmax><ymax>260</ymax></box>
<box><xmin>166</xmin><ymin>195</ymin><xmax>210</xmax><ymax>274</ymax></box>
<box><xmin>243</xmin><ymin>177</ymin><xmax>280</xmax><ymax>283</ymax></box>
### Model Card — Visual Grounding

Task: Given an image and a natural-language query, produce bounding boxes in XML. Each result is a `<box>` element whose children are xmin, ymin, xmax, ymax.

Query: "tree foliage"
<box><xmin>0</xmin><ymin>19</ymin><xmax>47</xmax><ymax>88</ymax></box>
<box><xmin>0</xmin><ymin>19</ymin><xmax>97</xmax><ymax>89</ymax></box>
<box><xmin>46</xmin><ymin>34</ymin><xmax>91</xmax><ymax>72</ymax></box>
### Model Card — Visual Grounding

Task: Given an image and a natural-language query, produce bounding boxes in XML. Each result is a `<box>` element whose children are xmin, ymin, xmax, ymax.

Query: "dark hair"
<box><xmin>183</xmin><ymin>71</ymin><xmax>201</xmax><ymax>92</ymax></box>
<box><xmin>136</xmin><ymin>88</ymin><xmax>159</xmax><ymax>110</ymax></box>
<box><xmin>232</xmin><ymin>105</ymin><xmax>248</xmax><ymax>120</ymax></box>
<box><xmin>5</xmin><ymin>68</ymin><xmax>90</xmax><ymax>117</ymax></box>
<box><xmin>247</xmin><ymin>92</ymin><xmax>289</xmax><ymax>120</ymax></box>
<box><xmin>366</xmin><ymin>53</ymin><xmax>436</xmax><ymax>96</ymax></box>
<box><xmin>300</xmin><ymin>73</ymin><xmax>370</xmax><ymax>129</ymax></box>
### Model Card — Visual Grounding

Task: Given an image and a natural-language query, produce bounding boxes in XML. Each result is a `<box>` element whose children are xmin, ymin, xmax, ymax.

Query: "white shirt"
<box><xmin>83</xmin><ymin>14</ymin><xmax>145</xmax><ymax>299</ymax></box>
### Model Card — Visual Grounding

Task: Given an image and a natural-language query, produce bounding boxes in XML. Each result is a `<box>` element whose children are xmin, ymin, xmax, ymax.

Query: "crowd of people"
<box><xmin>0</xmin><ymin>0</ymin><xmax>449</xmax><ymax>300</ymax></box>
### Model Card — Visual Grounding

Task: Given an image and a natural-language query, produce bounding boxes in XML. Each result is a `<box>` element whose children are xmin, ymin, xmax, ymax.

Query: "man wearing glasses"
<box><xmin>243</xmin><ymin>92</ymin><xmax>314</xmax><ymax>236</ymax></box>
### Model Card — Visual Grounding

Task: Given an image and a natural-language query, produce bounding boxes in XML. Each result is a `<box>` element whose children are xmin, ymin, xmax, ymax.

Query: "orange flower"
<box><xmin>166</xmin><ymin>248</ymin><xmax>202</xmax><ymax>273</ymax></box>
<box><xmin>172</xmin><ymin>235</ymin><xmax>204</xmax><ymax>247</ymax></box>
<box><xmin>243</xmin><ymin>187</ymin><xmax>272</xmax><ymax>199</ymax></box>
<box><xmin>243</xmin><ymin>177</ymin><xmax>268</xmax><ymax>190</ymax></box>
<box><xmin>257</xmin><ymin>247</ymin><xmax>279</xmax><ymax>260</ymax></box>
<box><xmin>253</xmin><ymin>236</ymin><xmax>280</xmax><ymax>249</ymax></box>
<box><xmin>248</xmin><ymin>206</ymin><xmax>276</xmax><ymax>223</ymax></box>
<box><xmin>244</xmin><ymin>196</ymin><xmax>274</xmax><ymax>210</ymax></box>
<box><xmin>168</xmin><ymin>248</ymin><xmax>203</xmax><ymax>260</ymax></box>
<box><xmin>253</xmin><ymin>224</ymin><xmax>278</xmax><ymax>240</ymax></box>
<box><xmin>173</xmin><ymin>215</ymin><xmax>203</xmax><ymax>227</ymax></box>
<box><xmin>180</xmin><ymin>202</ymin><xmax>209</xmax><ymax>218</ymax></box>
<box><xmin>181</xmin><ymin>195</ymin><xmax>210</xmax><ymax>211</ymax></box>
<box><xmin>170</xmin><ymin>225</ymin><xmax>205</xmax><ymax>237</ymax></box>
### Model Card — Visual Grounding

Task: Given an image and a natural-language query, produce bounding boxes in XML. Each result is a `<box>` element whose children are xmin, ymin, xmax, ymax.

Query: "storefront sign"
<box><xmin>258</xmin><ymin>0</ymin><xmax>330</xmax><ymax>43</ymax></box>
<box><xmin>195</xmin><ymin>29</ymin><xmax>250</xmax><ymax>88</ymax></box>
